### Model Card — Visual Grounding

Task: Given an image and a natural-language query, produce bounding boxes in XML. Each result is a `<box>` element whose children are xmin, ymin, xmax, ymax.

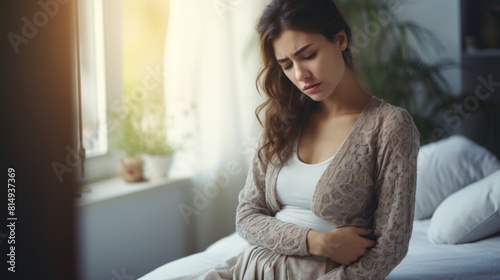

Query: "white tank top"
<box><xmin>275</xmin><ymin>141</ymin><xmax>341</xmax><ymax>232</ymax></box>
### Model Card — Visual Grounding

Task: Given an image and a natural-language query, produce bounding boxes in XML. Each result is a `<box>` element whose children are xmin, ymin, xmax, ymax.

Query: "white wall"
<box><xmin>398</xmin><ymin>0</ymin><xmax>462</xmax><ymax>95</ymax></box>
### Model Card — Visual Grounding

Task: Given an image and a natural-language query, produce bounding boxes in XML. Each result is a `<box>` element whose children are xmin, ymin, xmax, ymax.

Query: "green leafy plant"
<box><xmin>109</xmin><ymin>104</ymin><xmax>175</xmax><ymax>157</ymax></box>
<box><xmin>337</xmin><ymin>0</ymin><xmax>456</xmax><ymax>142</ymax></box>
<box><xmin>139</xmin><ymin>108</ymin><xmax>176</xmax><ymax>155</ymax></box>
<box><xmin>109</xmin><ymin>107</ymin><xmax>143</xmax><ymax>156</ymax></box>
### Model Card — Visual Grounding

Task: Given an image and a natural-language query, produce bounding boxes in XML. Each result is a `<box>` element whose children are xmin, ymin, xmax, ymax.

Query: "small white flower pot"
<box><xmin>142</xmin><ymin>154</ymin><xmax>174</xmax><ymax>180</ymax></box>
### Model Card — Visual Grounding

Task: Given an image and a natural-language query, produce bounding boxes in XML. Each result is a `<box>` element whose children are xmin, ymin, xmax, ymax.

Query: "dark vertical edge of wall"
<box><xmin>0</xmin><ymin>1</ymin><xmax>78</xmax><ymax>279</ymax></box>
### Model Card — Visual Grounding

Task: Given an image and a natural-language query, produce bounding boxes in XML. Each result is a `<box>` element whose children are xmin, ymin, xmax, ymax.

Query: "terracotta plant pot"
<box><xmin>119</xmin><ymin>156</ymin><xmax>145</xmax><ymax>182</ymax></box>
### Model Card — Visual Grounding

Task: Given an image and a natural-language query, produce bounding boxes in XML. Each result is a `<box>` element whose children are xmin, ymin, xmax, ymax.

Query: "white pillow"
<box><xmin>428</xmin><ymin>169</ymin><xmax>500</xmax><ymax>244</ymax></box>
<box><xmin>414</xmin><ymin>135</ymin><xmax>500</xmax><ymax>220</ymax></box>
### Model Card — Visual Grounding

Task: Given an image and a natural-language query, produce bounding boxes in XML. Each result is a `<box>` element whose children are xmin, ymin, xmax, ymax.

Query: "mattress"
<box><xmin>140</xmin><ymin>220</ymin><xmax>500</xmax><ymax>279</ymax></box>
<box><xmin>387</xmin><ymin>220</ymin><xmax>500</xmax><ymax>280</ymax></box>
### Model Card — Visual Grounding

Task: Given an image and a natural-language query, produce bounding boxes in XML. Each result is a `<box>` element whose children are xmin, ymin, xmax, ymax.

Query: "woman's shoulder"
<box><xmin>367</xmin><ymin>96</ymin><xmax>410</xmax><ymax>118</ymax></box>
<box><xmin>365</xmin><ymin>96</ymin><xmax>420</xmax><ymax>139</ymax></box>
<box><xmin>367</xmin><ymin>97</ymin><xmax>416</xmax><ymax>127</ymax></box>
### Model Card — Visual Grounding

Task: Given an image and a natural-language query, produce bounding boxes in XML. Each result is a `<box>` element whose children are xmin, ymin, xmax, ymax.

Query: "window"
<box><xmin>78</xmin><ymin>0</ymin><xmax>107</xmax><ymax>158</ymax></box>
<box><xmin>77</xmin><ymin>0</ymin><xmax>123</xmax><ymax>182</ymax></box>
<box><xmin>77</xmin><ymin>0</ymin><xmax>170</xmax><ymax>182</ymax></box>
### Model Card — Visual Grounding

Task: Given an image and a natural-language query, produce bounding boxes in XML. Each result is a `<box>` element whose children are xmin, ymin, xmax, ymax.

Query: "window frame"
<box><xmin>77</xmin><ymin>0</ymin><xmax>124</xmax><ymax>182</ymax></box>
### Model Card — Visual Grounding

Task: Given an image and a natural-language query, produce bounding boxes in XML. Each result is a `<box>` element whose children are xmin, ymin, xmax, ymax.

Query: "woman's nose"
<box><xmin>294</xmin><ymin>64</ymin><xmax>311</xmax><ymax>82</ymax></box>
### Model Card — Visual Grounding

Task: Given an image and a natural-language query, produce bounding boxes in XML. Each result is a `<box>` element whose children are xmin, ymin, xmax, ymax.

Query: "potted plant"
<box><xmin>337</xmin><ymin>0</ymin><xmax>455</xmax><ymax>143</ymax></box>
<box><xmin>109</xmin><ymin>106</ymin><xmax>146</xmax><ymax>182</ymax></box>
<box><xmin>109</xmin><ymin>103</ymin><xmax>176</xmax><ymax>182</ymax></box>
<box><xmin>139</xmin><ymin>109</ymin><xmax>176</xmax><ymax>180</ymax></box>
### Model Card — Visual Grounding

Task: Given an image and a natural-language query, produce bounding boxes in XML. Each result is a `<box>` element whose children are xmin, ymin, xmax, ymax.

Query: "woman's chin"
<box><xmin>305</xmin><ymin>93</ymin><xmax>327</xmax><ymax>102</ymax></box>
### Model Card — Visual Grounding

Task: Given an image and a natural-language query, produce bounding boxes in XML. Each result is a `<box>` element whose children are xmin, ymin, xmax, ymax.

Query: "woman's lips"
<box><xmin>303</xmin><ymin>83</ymin><xmax>321</xmax><ymax>94</ymax></box>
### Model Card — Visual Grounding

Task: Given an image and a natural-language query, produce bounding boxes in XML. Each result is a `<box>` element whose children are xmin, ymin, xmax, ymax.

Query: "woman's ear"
<box><xmin>334</xmin><ymin>30</ymin><xmax>348</xmax><ymax>51</ymax></box>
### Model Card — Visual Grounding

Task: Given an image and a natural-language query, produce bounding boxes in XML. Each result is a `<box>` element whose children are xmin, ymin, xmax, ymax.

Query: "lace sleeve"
<box><xmin>235</xmin><ymin>149</ymin><xmax>311</xmax><ymax>256</ymax></box>
<box><xmin>320</xmin><ymin>109</ymin><xmax>420</xmax><ymax>280</ymax></box>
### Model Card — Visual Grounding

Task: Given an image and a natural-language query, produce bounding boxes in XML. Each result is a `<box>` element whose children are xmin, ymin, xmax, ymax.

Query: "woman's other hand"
<box><xmin>307</xmin><ymin>227</ymin><xmax>376</xmax><ymax>265</ymax></box>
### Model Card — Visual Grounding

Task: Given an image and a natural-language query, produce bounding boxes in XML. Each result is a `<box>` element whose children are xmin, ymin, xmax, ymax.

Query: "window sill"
<box><xmin>76</xmin><ymin>175</ymin><xmax>192</xmax><ymax>208</ymax></box>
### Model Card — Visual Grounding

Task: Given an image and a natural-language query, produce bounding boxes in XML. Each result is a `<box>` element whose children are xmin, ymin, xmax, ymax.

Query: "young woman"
<box><xmin>173</xmin><ymin>0</ymin><xmax>419</xmax><ymax>279</ymax></box>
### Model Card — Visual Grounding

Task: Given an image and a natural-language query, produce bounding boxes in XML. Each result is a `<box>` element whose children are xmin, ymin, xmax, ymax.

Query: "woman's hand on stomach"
<box><xmin>306</xmin><ymin>226</ymin><xmax>375</xmax><ymax>265</ymax></box>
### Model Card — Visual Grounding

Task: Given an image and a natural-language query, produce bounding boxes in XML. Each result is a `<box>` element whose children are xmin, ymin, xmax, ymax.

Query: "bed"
<box><xmin>141</xmin><ymin>219</ymin><xmax>500</xmax><ymax>279</ymax></box>
<box><xmin>140</xmin><ymin>134</ymin><xmax>500</xmax><ymax>279</ymax></box>
<box><xmin>141</xmin><ymin>103</ymin><xmax>500</xmax><ymax>280</ymax></box>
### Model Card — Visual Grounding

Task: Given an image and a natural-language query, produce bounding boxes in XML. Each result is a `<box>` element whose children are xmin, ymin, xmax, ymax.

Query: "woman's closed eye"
<box><xmin>304</xmin><ymin>52</ymin><xmax>317</xmax><ymax>60</ymax></box>
<box><xmin>282</xmin><ymin>53</ymin><xmax>317</xmax><ymax>70</ymax></box>
<box><xmin>283</xmin><ymin>63</ymin><xmax>293</xmax><ymax>70</ymax></box>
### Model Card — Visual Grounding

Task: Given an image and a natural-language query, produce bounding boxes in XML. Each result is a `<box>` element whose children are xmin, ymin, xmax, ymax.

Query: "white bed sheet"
<box><xmin>140</xmin><ymin>220</ymin><xmax>500</xmax><ymax>279</ymax></box>
<box><xmin>387</xmin><ymin>220</ymin><xmax>500</xmax><ymax>280</ymax></box>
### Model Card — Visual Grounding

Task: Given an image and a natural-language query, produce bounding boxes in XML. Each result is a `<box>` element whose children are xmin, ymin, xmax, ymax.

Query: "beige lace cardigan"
<box><xmin>235</xmin><ymin>96</ymin><xmax>420</xmax><ymax>279</ymax></box>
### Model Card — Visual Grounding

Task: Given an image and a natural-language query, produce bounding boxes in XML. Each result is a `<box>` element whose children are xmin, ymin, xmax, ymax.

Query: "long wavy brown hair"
<box><xmin>255</xmin><ymin>0</ymin><xmax>355</xmax><ymax>165</ymax></box>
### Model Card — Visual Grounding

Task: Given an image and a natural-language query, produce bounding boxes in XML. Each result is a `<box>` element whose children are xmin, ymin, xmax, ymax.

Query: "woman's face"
<box><xmin>272</xmin><ymin>29</ymin><xmax>348</xmax><ymax>102</ymax></box>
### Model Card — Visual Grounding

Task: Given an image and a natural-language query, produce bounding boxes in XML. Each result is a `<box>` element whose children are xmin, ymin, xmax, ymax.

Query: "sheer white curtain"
<box><xmin>164</xmin><ymin>0</ymin><xmax>269</xmax><ymax>250</ymax></box>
